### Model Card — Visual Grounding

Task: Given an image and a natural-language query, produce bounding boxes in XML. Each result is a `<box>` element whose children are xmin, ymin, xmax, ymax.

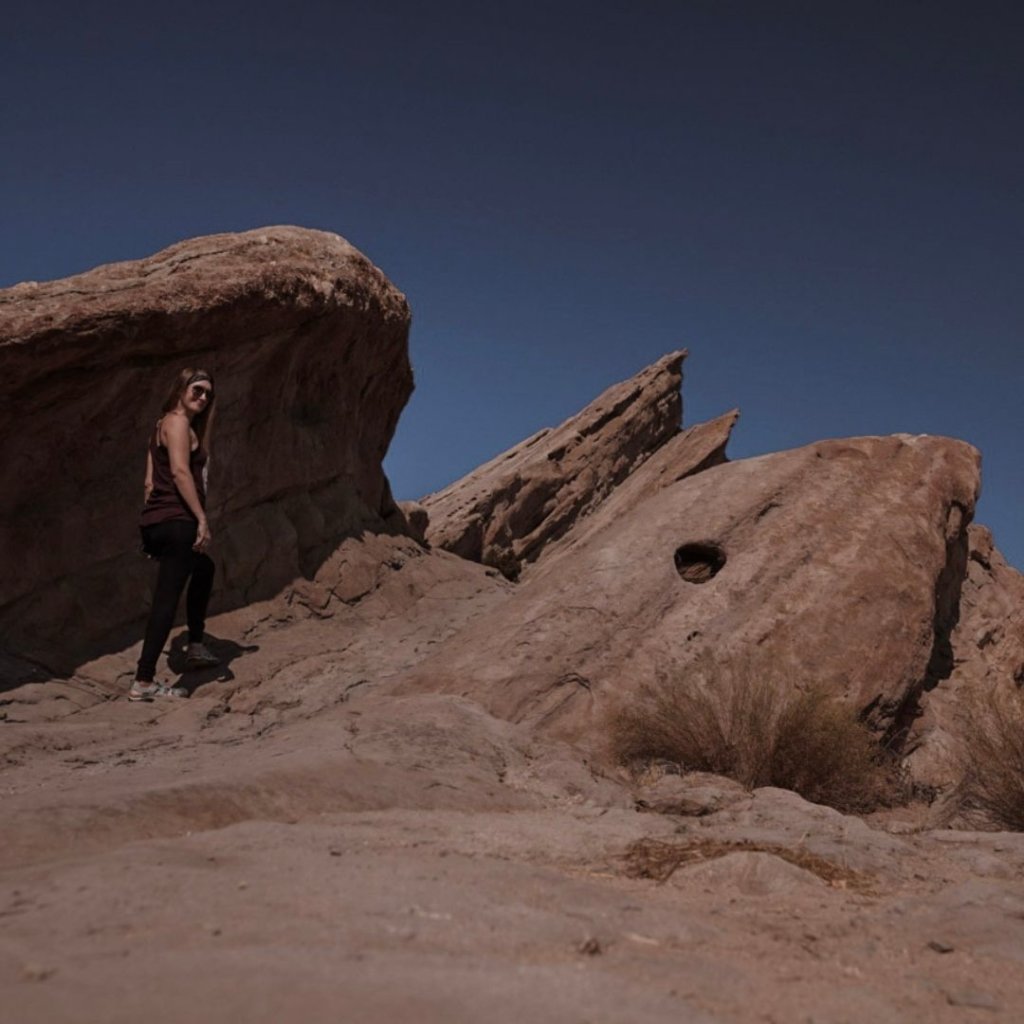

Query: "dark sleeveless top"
<box><xmin>140</xmin><ymin>426</ymin><xmax>208</xmax><ymax>527</ymax></box>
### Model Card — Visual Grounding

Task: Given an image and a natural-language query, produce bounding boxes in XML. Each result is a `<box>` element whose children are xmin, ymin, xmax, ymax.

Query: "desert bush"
<box><xmin>954</xmin><ymin>686</ymin><xmax>1024</xmax><ymax>831</ymax></box>
<box><xmin>610</xmin><ymin>658</ymin><xmax>901</xmax><ymax>813</ymax></box>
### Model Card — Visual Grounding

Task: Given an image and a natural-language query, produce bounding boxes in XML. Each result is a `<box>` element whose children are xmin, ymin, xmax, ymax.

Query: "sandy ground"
<box><xmin>4</xmin><ymin>594</ymin><xmax>1024</xmax><ymax>1023</ymax></box>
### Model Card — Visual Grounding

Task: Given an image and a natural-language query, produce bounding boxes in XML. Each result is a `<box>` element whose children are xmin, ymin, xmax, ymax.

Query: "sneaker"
<box><xmin>185</xmin><ymin>642</ymin><xmax>220</xmax><ymax>670</ymax></box>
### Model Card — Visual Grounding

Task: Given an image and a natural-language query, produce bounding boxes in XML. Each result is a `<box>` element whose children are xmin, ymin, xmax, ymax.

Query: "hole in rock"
<box><xmin>674</xmin><ymin>542</ymin><xmax>726</xmax><ymax>584</ymax></box>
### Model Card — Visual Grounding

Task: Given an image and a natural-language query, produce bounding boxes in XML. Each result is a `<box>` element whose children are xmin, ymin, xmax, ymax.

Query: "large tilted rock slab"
<box><xmin>0</xmin><ymin>226</ymin><xmax>412</xmax><ymax>673</ymax></box>
<box><xmin>908</xmin><ymin>524</ymin><xmax>1024</xmax><ymax>785</ymax></box>
<box><xmin>421</xmin><ymin>351</ymin><xmax>694</xmax><ymax>576</ymax></box>
<box><xmin>534</xmin><ymin>407</ymin><xmax>739</xmax><ymax>567</ymax></box>
<box><xmin>397</xmin><ymin>432</ymin><xmax>982</xmax><ymax>747</ymax></box>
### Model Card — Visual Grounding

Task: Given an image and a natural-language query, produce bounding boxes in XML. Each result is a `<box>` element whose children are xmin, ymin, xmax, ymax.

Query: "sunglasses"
<box><xmin>190</xmin><ymin>384</ymin><xmax>213</xmax><ymax>401</ymax></box>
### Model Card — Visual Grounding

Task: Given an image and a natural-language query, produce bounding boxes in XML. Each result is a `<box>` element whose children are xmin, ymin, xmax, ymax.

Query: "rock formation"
<box><xmin>0</xmin><ymin>227</ymin><xmax>412</xmax><ymax>673</ymax></box>
<box><xmin>400</xmin><ymin>429</ymin><xmax>984</xmax><ymax>747</ymax></box>
<box><xmin>3</xmin><ymin>228</ymin><xmax>1024</xmax><ymax>1023</ymax></box>
<box><xmin>413</xmin><ymin>354</ymin><xmax>1023</xmax><ymax>775</ymax></box>
<box><xmin>421</xmin><ymin>351</ymin><xmax>713</xmax><ymax>577</ymax></box>
<box><xmin>3</xmin><ymin>223</ymin><xmax>1020</xmax><ymax>774</ymax></box>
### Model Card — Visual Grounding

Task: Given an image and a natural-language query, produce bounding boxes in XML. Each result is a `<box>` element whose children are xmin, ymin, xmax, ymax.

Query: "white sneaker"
<box><xmin>185</xmin><ymin>642</ymin><xmax>220</xmax><ymax>670</ymax></box>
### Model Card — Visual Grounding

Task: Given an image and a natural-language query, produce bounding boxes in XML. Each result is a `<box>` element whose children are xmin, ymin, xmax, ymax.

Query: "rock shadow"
<box><xmin>166</xmin><ymin>632</ymin><xmax>260</xmax><ymax>695</ymax></box>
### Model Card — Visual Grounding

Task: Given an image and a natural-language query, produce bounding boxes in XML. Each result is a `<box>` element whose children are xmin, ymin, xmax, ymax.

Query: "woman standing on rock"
<box><xmin>129</xmin><ymin>368</ymin><xmax>221</xmax><ymax>701</ymax></box>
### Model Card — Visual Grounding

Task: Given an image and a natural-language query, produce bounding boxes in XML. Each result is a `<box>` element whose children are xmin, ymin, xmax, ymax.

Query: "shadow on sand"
<box><xmin>166</xmin><ymin>632</ymin><xmax>260</xmax><ymax>696</ymax></box>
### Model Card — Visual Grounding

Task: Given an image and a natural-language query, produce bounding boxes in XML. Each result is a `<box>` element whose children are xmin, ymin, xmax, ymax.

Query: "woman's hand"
<box><xmin>194</xmin><ymin>518</ymin><xmax>212</xmax><ymax>553</ymax></box>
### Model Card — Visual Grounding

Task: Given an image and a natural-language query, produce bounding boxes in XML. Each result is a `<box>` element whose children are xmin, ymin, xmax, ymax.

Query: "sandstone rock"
<box><xmin>669</xmin><ymin>850</ymin><xmax>826</xmax><ymax>896</ymax></box>
<box><xmin>943</xmin><ymin>989</ymin><xmax>1000</xmax><ymax>1011</ymax></box>
<box><xmin>421</xmin><ymin>351</ymin><xmax>697</xmax><ymax>577</ymax></box>
<box><xmin>0</xmin><ymin>227</ymin><xmax>412</xmax><ymax>673</ymax></box>
<box><xmin>537</xmin><ymin>407</ymin><xmax>739</xmax><ymax>567</ymax></box>
<box><xmin>398</xmin><ymin>500</ymin><xmax>430</xmax><ymax>545</ymax></box>
<box><xmin>398</xmin><ymin>429</ymin><xmax>981</xmax><ymax>752</ymax></box>
<box><xmin>907</xmin><ymin>524</ymin><xmax>1024</xmax><ymax>787</ymax></box>
<box><xmin>704</xmin><ymin>787</ymin><xmax>912</xmax><ymax>875</ymax></box>
<box><xmin>634</xmin><ymin>771</ymin><xmax>748</xmax><ymax>816</ymax></box>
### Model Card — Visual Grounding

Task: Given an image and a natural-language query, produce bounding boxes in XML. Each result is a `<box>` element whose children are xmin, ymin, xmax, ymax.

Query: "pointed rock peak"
<box><xmin>521</xmin><ymin>407</ymin><xmax>740</xmax><ymax>572</ymax></box>
<box><xmin>421</xmin><ymin>350</ymin><xmax>691</xmax><ymax>576</ymax></box>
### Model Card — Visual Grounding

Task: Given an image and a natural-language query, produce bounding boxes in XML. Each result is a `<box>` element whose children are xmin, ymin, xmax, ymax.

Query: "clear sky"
<box><xmin>4</xmin><ymin>1</ymin><xmax>1022</xmax><ymax>568</ymax></box>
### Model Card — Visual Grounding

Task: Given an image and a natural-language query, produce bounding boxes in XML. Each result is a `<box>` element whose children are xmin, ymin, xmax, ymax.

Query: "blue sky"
<box><xmin>3</xmin><ymin>1</ymin><xmax>1022</xmax><ymax>568</ymax></box>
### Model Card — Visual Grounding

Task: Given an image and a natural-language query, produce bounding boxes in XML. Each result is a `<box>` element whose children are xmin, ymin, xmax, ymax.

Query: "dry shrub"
<box><xmin>955</xmin><ymin>686</ymin><xmax>1024</xmax><ymax>831</ymax></box>
<box><xmin>622</xmin><ymin>837</ymin><xmax>874</xmax><ymax>891</ymax></box>
<box><xmin>610</xmin><ymin>657</ymin><xmax>901</xmax><ymax>814</ymax></box>
<box><xmin>772</xmin><ymin>686</ymin><xmax>902</xmax><ymax>812</ymax></box>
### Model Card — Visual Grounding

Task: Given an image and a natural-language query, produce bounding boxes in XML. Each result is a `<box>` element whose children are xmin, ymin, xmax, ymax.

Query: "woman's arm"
<box><xmin>144</xmin><ymin>448</ymin><xmax>154</xmax><ymax>503</ymax></box>
<box><xmin>163</xmin><ymin>414</ymin><xmax>212</xmax><ymax>551</ymax></box>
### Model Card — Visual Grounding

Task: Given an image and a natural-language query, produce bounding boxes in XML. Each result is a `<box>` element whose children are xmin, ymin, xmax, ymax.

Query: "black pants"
<box><xmin>137</xmin><ymin>519</ymin><xmax>215</xmax><ymax>681</ymax></box>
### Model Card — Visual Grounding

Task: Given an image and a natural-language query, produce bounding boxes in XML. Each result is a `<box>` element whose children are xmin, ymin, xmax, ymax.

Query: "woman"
<box><xmin>129</xmin><ymin>368</ymin><xmax>221</xmax><ymax>701</ymax></box>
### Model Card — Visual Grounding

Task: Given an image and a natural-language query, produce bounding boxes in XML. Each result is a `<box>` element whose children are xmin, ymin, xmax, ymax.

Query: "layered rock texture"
<box><xmin>403</xmin><ymin>431</ymin><xmax>984</xmax><ymax>747</ymax></box>
<box><xmin>0</xmin><ymin>227</ymin><xmax>412</xmax><ymax>672</ymax></box>
<box><xmin>4</xmin><ymin>228</ymin><xmax>1024</xmax><ymax>1023</ymax></box>
<box><xmin>421</xmin><ymin>352</ymin><xmax>734</xmax><ymax>576</ymax></box>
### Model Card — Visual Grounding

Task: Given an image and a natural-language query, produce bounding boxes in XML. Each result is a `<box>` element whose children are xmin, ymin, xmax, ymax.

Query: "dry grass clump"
<box><xmin>622</xmin><ymin>837</ymin><xmax>874</xmax><ymax>891</ymax></box>
<box><xmin>954</xmin><ymin>686</ymin><xmax>1024</xmax><ymax>831</ymax></box>
<box><xmin>610</xmin><ymin>658</ymin><xmax>901</xmax><ymax>814</ymax></box>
